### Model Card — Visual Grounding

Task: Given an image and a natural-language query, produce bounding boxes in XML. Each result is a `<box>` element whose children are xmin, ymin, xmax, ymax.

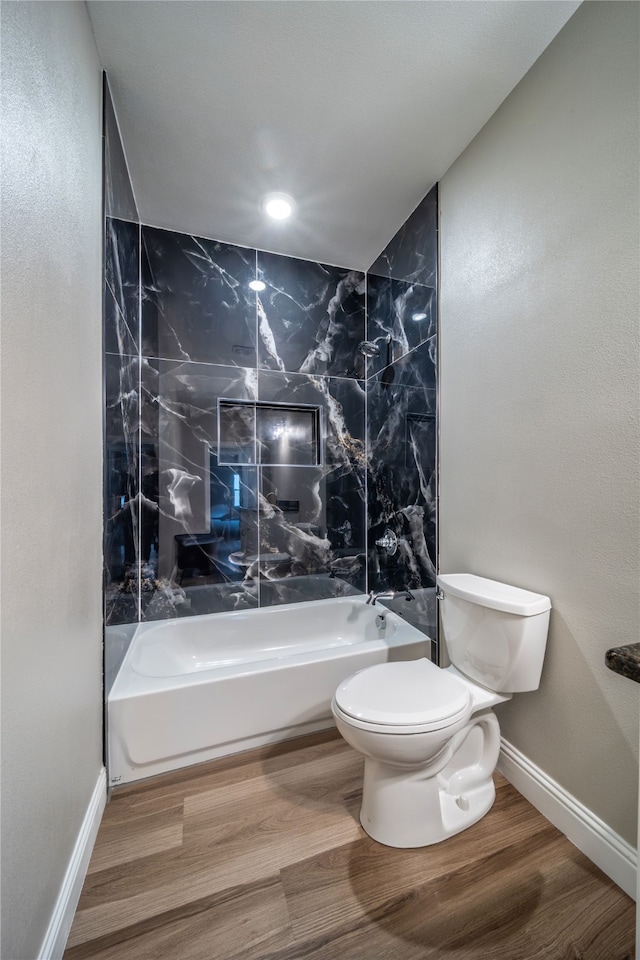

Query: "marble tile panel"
<box><xmin>219</xmin><ymin>401</ymin><xmax>257</xmax><ymax>466</ymax></box>
<box><xmin>367</xmin><ymin>340</ymin><xmax>437</xmax><ymax>593</ymax></box>
<box><xmin>365</xmin><ymin>276</ymin><xmax>436</xmax><ymax>379</ymax></box>
<box><xmin>103</xmin><ymin>77</ymin><xmax>138</xmax><ymax>223</ymax></box>
<box><xmin>259</xmin><ymin>575</ymin><xmax>361</xmax><ymax>608</ymax></box>
<box><xmin>139</xmin><ymin>361</ymin><xmax>260</xmax><ymax>620</ymax></box>
<box><xmin>105</xmin><ymin>217</ymin><xmax>139</xmax><ymax>357</ymax></box>
<box><xmin>367</xmin><ymin>184</ymin><xmax>438</xmax><ymax>285</ymax></box>
<box><xmin>104</xmin><ymin>285</ymin><xmax>135</xmax><ymax>362</ymax></box>
<box><xmin>104</xmin><ymin>352</ymin><xmax>140</xmax><ymax>625</ymax></box>
<box><xmin>257</xmin><ymin>252</ymin><xmax>365</xmax><ymax>378</ymax></box>
<box><xmin>142</xmin><ymin>227</ymin><xmax>257</xmax><ymax>367</ymax></box>
<box><xmin>256</xmin><ymin>371</ymin><xmax>366</xmax><ymax>600</ymax></box>
<box><xmin>182</xmin><ymin>581</ymin><xmax>259</xmax><ymax>616</ymax></box>
<box><xmin>256</xmin><ymin>404</ymin><xmax>320</xmax><ymax>468</ymax></box>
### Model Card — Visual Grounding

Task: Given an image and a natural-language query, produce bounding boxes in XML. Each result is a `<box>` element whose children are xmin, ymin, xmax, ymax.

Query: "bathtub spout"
<box><xmin>367</xmin><ymin>589</ymin><xmax>415</xmax><ymax>605</ymax></box>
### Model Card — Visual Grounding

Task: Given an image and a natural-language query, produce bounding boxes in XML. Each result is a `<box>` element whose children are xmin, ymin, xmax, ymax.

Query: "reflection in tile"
<box><xmin>104</xmin><ymin>353</ymin><xmax>140</xmax><ymax>625</ymax></box>
<box><xmin>219</xmin><ymin>401</ymin><xmax>256</xmax><ymax>465</ymax></box>
<box><xmin>259</xmin><ymin>575</ymin><xmax>361</xmax><ymax>608</ymax></box>
<box><xmin>183</xmin><ymin>581</ymin><xmax>259</xmax><ymax>615</ymax></box>
<box><xmin>104</xmin><ymin>284</ymin><xmax>135</xmax><ymax>362</ymax></box>
<box><xmin>256</xmin><ymin>371</ymin><xmax>366</xmax><ymax>599</ymax></box>
<box><xmin>257</xmin><ymin>403</ymin><xmax>321</xmax><ymax>467</ymax></box>
<box><xmin>258</xmin><ymin>478</ymin><xmax>329</xmax><ymax>581</ymax></box>
<box><xmin>366</xmin><ymin>276</ymin><xmax>436</xmax><ymax>379</ymax></box>
<box><xmin>142</xmin><ymin>227</ymin><xmax>256</xmax><ymax>366</ymax></box>
<box><xmin>379</xmin><ymin>587</ymin><xmax>437</xmax><ymax>644</ymax></box>
<box><xmin>139</xmin><ymin>361</ymin><xmax>260</xmax><ymax>620</ymax></box>
<box><xmin>365</xmin><ymin>181</ymin><xmax>438</xmax><ymax>610</ymax></box>
<box><xmin>367</xmin><ymin>184</ymin><xmax>438</xmax><ymax>285</ymax></box>
<box><xmin>367</xmin><ymin>340</ymin><xmax>437</xmax><ymax>593</ymax></box>
<box><xmin>257</xmin><ymin>252</ymin><xmax>365</xmax><ymax>378</ymax></box>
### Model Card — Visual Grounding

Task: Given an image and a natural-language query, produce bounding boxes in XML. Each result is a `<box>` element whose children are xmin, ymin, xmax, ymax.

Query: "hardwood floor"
<box><xmin>65</xmin><ymin>730</ymin><xmax>635</xmax><ymax>960</ymax></box>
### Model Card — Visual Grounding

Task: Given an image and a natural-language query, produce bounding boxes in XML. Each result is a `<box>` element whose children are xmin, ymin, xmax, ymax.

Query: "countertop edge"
<box><xmin>605</xmin><ymin>643</ymin><xmax>640</xmax><ymax>684</ymax></box>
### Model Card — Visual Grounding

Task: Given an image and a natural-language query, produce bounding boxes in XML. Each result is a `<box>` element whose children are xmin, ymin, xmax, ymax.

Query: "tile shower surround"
<box><xmin>366</xmin><ymin>186</ymin><xmax>438</xmax><ymax>594</ymax></box>
<box><xmin>103</xmin><ymin>160</ymin><xmax>438</xmax><ymax>624</ymax></box>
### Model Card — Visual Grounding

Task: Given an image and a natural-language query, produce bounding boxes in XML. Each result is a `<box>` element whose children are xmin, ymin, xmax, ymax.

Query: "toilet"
<box><xmin>331</xmin><ymin>573</ymin><xmax>551</xmax><ymax>848</ymax></box>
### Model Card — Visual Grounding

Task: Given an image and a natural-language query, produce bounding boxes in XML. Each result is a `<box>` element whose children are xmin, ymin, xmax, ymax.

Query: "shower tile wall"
<box><xmin>366</xmin><ymin>186</ymin><xmax>438</xmax><ymax>598</ymax></box>
<box><xmin>103</xmin><ymin>76</ymin><xmax>437</xmax><ymax>628</ymax></box>
<box><xmin>103</xmin><ymin>78</ymin><xmax>141</xmax><ymax>626</ymax></box>
<box><xmin>132</xmin><ymin>227</ymin><xmax>367</xmax><ymax>620</ymax></box>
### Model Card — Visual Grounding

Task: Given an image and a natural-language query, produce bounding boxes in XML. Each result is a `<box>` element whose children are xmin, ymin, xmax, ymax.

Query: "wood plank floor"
<box><xmin>65</xmin><ymin>729</ymin><xmax>635</xmax><ymax>960</ymax></box>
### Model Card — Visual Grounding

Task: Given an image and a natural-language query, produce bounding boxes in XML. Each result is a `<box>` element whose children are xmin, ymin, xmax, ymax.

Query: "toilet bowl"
<box><xmin>332</xmin><ymin>574</ymin><xmax>551</xmax><ymax>848</ymax></box>
<box><xmin>332</xmin><ymin>659</ymin><xmax>508</xmax><ymax>846</ymax></box>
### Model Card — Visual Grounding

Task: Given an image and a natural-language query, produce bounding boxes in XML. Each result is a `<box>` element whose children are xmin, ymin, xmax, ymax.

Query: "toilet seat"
<box><xmin>333</xmin><ymin>659</ymin><xmax>472</xmax><ymax>735</ymax></box>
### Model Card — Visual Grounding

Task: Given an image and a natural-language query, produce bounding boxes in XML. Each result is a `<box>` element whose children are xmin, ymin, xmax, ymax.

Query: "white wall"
<box><xmin>439</xmin><ymin>1</ymin><xmax>640</xmax><ymax>845</ymax></box>
<box><xmin>1</xmin><ymin>3</ymin><xmax>104</xmax><ymax>957</ymax></box>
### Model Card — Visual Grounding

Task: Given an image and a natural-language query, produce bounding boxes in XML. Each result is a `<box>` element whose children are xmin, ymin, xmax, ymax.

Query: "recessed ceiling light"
<box><xmin>412</xmin><ymin>312</ymin><xmax>427</xmax><ymax>322</ymax></box>
<box><xmin>263</xmin><ymin>192</ymin><xmax>294</xmax><ymax>220</ymax></box>
<box><xmin>249</xmin><ymin>279</ymin><xmax>266</xmax><ymax>292</ymax></box>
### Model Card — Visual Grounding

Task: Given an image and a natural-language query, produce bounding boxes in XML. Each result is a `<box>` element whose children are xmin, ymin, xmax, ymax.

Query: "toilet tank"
<box><xmin>437</xmin><ymin>574</ymin><xmax>551</xmax><ymax>693</ymax></box>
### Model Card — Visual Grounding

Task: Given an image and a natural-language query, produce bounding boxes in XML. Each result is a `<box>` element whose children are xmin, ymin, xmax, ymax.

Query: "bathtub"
<box><xmin>107</xmin><ymin>595</ymin><xmax>432</xmax><ymax>786</ymax></box>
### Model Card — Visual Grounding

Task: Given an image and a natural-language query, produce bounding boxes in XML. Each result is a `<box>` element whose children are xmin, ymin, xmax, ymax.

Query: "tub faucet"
<box><xmin>366</xmin><ymin>589</ymin><xmax>415</xmax><ymax>606</ymax></box>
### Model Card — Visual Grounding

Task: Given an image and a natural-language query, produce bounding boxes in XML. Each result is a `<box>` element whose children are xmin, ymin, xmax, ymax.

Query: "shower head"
<box><xmin>358</xmin><ymin>340</ymin><xmax>380</xmax><ymax>358</ymax></box>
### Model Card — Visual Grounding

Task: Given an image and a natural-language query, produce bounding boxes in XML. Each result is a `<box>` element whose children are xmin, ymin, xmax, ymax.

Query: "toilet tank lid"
<box><xmin>437</xmin><ymin>574</ymin><xmax>551</xmax><ymax>616</ymax></box>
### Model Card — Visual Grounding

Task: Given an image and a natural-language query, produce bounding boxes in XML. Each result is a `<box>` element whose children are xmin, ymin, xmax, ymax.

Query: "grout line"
<box><xmin>137</xmin><ymin>221</ymin><xmax>142</xmax><ymax>623</ymax></box>
<box><xmin>364</xmin><ymin>271</ymin><xmax>369</xmax><ymax>594</ymax></box>
<box><xmin>131</xmin><ymin>352</ymin><xmax>366</xmax><ymax>385</ymax></box>
<box><xmin>255</xmin><ymin>248</ymin><xmax>261</xmax><ymax>611</ymax></box>
<box><xmin>140</xmin><ymin>219</ymin><xmax>364</xmax><ymax>274</ymax></box>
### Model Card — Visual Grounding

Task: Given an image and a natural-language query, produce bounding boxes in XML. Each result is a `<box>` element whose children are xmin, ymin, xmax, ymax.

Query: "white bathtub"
<box><xmin>108</xmin><ymin>595</ymin><xmax>431</xmax><ymax>786</ymax></box>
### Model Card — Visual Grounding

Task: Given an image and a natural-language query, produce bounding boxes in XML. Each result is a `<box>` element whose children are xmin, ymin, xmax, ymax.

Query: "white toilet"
<box><xmin>331</xmin><ymin>573</ymin><xmax>551</xmax><ymax>848</ymax></box>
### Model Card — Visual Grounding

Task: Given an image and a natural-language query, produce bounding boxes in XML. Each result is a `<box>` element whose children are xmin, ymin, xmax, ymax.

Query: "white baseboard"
<box><xmin>39</xmin><ymin>767</ymin><xmax>107</xmax><ymax>960</ymax></box>
<box><xmin>497</xmin><ymin>739</ymin><xmax>637</xmax><ymax>900</ymax></box>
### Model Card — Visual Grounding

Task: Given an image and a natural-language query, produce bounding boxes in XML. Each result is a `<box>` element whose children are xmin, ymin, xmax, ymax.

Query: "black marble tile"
<box><xmin>256</xmin><ymin>371</ymin><xmax>367</xmax><ymax>599</ymax></box>
<box><xmin>103</xmin><ymin>77</ymin><xmax>141</xmax><ymax>626</ymax></box>
<box><xmin>182</xmin><ymin>581</ymin><xmax>259</xmax><ymax>615</ymax></box>
<box><xmin>104</xmin><ymin>352</ymin><xmax>140</xmax><ymax>625</ymax></box>
<box><xmin>104</xmin><ymin>285</ymin><xmax>135</xmax><ymax>362</ymax></box>
<box><xmin>368</xmin><ymin>183</ymin><xmax>438</xmax><ymax>285</ymax></box>
<box><xmin>256</xmin><ymin>404</ymin><xmax>320</xmax><ymax>467</ymax></box>
<box><xmin>367</xmin><ymin>339</ymin><xmax>437</xmax><ymax>593</ymax></box>
<box><xmin>103</xmin><ymin>179</ymin><xmax>439</xmax><ymax>625</ymax></box>
<box><xmin>139</xmin><ymin>360</ymin><xmax>260</xmax><ymax>620</ymax></box>
<box><xmin>257</xmin><ymin>251</ymin><xmax>365</xmax><ymax>378</ymax></box>
<box><xmin>365</xmin><ymin>276</ymin><xmax>436</xmax><ymax>379</ymax></box>
<box><xmin>219</xmin><ymin>401</ymin><xmax>257</xmax><ymax>465</ymax></box>
<box><xmin>259</xmin><ymin>574</ymin><xmax>361</xmax><ymax>608</ymax></box>
<box><xmin>105</xmin><ymin>217</ymin><xmax>139</xmax><ymax>357</ymax></box>
<box><xmin>103</xmin><ymin>77</ymin><xmax>138</xmax><ymax>223</ymax></box>
<box><xmin>142</xmin><ymin>227</ymin><xmax>257</xmax><ymax>366</ymax></box>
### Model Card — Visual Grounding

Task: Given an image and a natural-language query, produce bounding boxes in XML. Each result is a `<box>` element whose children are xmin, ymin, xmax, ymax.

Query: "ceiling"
<box><xmin>88</xmin><ymin>1</ymin><xmax>580</xmax><ymax>271</ymax></box>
